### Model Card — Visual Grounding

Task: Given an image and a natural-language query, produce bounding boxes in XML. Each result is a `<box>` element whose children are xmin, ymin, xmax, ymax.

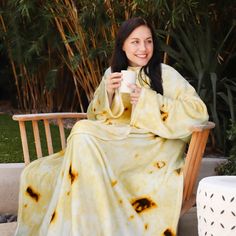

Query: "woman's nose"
<box><xmin>139</xmin><ymin>41</ymin><xmax>147</xmax><ymax>51</ymax></box>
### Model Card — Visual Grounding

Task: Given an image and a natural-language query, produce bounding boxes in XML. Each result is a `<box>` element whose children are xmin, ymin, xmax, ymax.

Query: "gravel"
<box><xmin>0</xmin><ymin>214</ymin><xmax>17</xmax><ymax>223</ymax></box>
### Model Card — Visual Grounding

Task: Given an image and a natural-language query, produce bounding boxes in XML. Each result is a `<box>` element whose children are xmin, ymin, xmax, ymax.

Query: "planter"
<box><xmin>0</xmin><ymin>163</ymin><xmax>24</xmax><ymax>214</ymax></box>
<box><xmin>178</xmin><ymin>156</ymin><xmax>226</xmax><ymax>236</ymax></box>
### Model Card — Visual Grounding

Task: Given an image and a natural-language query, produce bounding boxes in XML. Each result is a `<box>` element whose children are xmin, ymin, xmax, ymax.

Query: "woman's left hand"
<box><xmin>129</xmin><ymin>84</ymin><xmax>142</xmax><ymax>105</ymax></box>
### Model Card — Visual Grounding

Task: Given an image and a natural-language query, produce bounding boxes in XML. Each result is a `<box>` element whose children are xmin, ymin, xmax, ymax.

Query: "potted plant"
<box><xmin>215</xmin><ymin>122</ymin><xmax>236</xmax><ymax>175</ymax></box>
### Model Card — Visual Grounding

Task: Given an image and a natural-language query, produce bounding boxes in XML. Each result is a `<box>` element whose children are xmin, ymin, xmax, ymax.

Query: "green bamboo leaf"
<box><xmin>45</xmin><ymin>69</ymin><xmax>58</xmax><ymax>91</ymax></box>
<box><xmin>226</xmin><ymin>85</ymin><xmax>235</xmax><ymax>122</ymax></box>
<box><xmin>209</xmin><ymin>104</ymin><xmax>222</xmax><ymax>147</ymax></box>
<box><xmin>217</xmin><ymin>92</ymin><xmax>229</xmax><ymax>105</ymax></box>
<box><xmin>65</xmin><ymin>34</ymin><xmax>81</xmax><ymax>43</ymax></box>
<box><xmin>197</xmin><ymin>71</ymin><xmax>204</xmax><ymax>94</ymax></box>
<box><xmin>202</xmin><ymin>22</ymin><xmax>212</xmax><ymax>70</ymax></box>
<box><xmin>215</xmin><ymin>22</ymin><xmax>235</xmax><ymax>57</ymax></box>
<box><xmin>210</xmin><ymin>72</ymin><xmax>217</xmax><ymax>115</ymax></box>
<box><xmin>172</xmin><ymin>28</ymin><xmax>197</xmax><ymax>76</ymax></box>
<box><xmin>158</xmin><ymin>41</ymin><xmax>182</xmax><ymax>62</ymax></box>
<box><xmin>191</xmin><ymin>26</ymin><xmax>204</xmax><ymax>73</ymax></box>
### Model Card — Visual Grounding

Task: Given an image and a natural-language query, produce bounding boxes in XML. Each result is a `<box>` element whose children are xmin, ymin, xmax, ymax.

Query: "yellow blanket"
<box><xmin>15</xmin><ymin>64</ymin><xmax>208</xmax><ymax>236</ymax></box>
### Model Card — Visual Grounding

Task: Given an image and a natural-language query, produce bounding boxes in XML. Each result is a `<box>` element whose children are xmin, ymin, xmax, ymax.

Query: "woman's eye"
<box><xmin>131</xmin><ymin>41</ymin><xmax>139</xmax><ymax>44</ymax></box>
<box><xmin>147</xmin><ymin>40</ymin><xmax>153</xmax><ymax>44</ymax></box>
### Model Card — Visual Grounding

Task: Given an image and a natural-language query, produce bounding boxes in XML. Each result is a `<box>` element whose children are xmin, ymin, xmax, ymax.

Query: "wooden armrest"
<box><xmin>190</xmin><ymin>121</ymin><xmax>215</xmax><ymax>132</ymax></box>
<box><xmin>12</xmin><ymin>112</ymin><xmax>87</xmax><ymax>121</ymax></box>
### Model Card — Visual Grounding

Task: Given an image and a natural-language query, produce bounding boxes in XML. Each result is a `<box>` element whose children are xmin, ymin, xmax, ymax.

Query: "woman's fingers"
<box><xmin>106</xmin><ymin>72</ymin><xmax>122</xmax><ymax>94</ymax></box>
<box><xmin>108</xmin><ymin>78</ymin><xmax>122</xmax><ymax>88</ymax></box>
<box><xmin>128</xmin><ymin>84</ymin><xmax>142</xmax><ymax>105</ymax></box>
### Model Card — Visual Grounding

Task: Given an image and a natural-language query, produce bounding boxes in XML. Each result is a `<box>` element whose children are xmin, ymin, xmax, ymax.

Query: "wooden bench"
<box><xmin>12</xmin><ymin>113</ymin><xmax>215</xmax><ymax>215</ymax></box>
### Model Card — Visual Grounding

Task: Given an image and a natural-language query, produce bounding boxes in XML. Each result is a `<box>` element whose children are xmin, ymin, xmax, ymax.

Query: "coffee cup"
<box><xmin>119</xmin><ymin>70</ymin><xmax>136</xmax><ymax>93</ymax></box>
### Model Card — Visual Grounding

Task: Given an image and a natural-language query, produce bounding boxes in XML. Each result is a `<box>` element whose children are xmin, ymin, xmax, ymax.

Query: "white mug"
<box><xmin>119</xmin><ymin>70</ymin><xmax>136</xmax><ymax>93</ymax></box>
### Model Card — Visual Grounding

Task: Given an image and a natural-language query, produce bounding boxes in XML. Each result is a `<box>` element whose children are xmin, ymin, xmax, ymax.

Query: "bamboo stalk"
<box><xmin>50</xmin><ymin>0</ymin><xmax>125</xmax><ymax>110</ymax></box>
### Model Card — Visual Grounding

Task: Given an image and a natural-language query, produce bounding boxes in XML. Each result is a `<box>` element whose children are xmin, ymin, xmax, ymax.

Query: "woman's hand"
<box><xmin>129</xmin><ymin>84</ymin><xmax>142</xmax><ymax>105</ymax></box>
<box><xmin>106</xmin><ymin>72</ymin><xmax>122</xmax><ymax>106</ymax></box>
<box><xmin>106</xmin><ymin>72</ymin><xmax>122</xmax><ymax>96</ymax></box>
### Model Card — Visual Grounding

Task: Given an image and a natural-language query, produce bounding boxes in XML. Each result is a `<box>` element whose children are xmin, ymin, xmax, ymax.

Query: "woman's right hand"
<box><xmin>105</xmin><ymin>72</ymin><xmax>122</xmax><ymax>96</ymax></box>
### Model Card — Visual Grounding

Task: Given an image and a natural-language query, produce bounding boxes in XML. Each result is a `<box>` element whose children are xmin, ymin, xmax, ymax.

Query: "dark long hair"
<box><xmin>110</xmin><ymin>17</ymin><xmax>163</xmax><ymax>94</ymax></box>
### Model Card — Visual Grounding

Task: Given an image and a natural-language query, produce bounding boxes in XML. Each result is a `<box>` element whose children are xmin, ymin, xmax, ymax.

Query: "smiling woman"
<box><xmin>122</xmin><ymin>25</ymin><xmax>154</xmax><ymax>67</ymax></box>
<box><xmin>15</xmin><ymin>17</ymin><xmax>209</xmax><ymax>236</ymax></box>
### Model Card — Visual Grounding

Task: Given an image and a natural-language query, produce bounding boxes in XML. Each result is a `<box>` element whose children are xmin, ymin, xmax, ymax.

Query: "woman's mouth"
<box><xmin>135</xmin><ymin>54</ymin><xmax>148</xmax><ymax>58</ymax></box>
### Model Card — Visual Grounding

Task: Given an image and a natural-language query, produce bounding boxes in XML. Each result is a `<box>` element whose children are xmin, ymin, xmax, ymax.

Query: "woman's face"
<box><xmin>122</xmin><ymin>25</ymin><xmax>153</xmax><ymax>67</ymax></box>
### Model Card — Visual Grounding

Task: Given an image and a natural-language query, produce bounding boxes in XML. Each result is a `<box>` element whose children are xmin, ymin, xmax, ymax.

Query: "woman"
<box><xmin>15</xmin><ymin>17</ymin><xmax>208</xmax><ymax>236</ymax></box>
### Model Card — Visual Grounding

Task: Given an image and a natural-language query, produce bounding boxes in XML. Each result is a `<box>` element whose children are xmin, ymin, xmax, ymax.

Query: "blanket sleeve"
<box><xmin>130</xmin><ymin>64</ymin><xmax>209</xmax><ymax>139</ymax></box>
<box><xmin>87</xmin><ymin>68</ymin><xmax>124</xmax><ymax>121</ymax></box>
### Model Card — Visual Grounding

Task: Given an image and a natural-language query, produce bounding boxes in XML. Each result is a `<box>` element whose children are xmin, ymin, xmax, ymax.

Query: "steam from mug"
<box><xmin>119</xmin><ymin>70</ymin><xmax>136</xmax><ymax>93</ymax></box>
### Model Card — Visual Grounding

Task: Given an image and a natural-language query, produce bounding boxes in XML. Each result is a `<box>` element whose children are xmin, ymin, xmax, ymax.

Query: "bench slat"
<box><xmin>18</xmin><ymin>121</ymin><xmax>30</xmax><ymax>165</ymax></box>
<box><xmin>58</xmin><ymin>118</ymin><xmax>66</xmax><ymax>149</ymax></box>
<box><xmin>32</xmin><ymin>120</ymin><xmax>43</xmax><ymax>158</ymax></box>
<box><xmin>43</xmin><ymin>120</ymin><xmax>53</xmax><ymax>155</ymax></box>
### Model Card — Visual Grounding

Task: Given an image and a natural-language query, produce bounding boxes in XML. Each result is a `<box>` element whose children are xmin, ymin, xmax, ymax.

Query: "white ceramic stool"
<box><xmin>197</xmin><ymin>176</ymin><xmax>236</xmax><ymax>236</ymax></box>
